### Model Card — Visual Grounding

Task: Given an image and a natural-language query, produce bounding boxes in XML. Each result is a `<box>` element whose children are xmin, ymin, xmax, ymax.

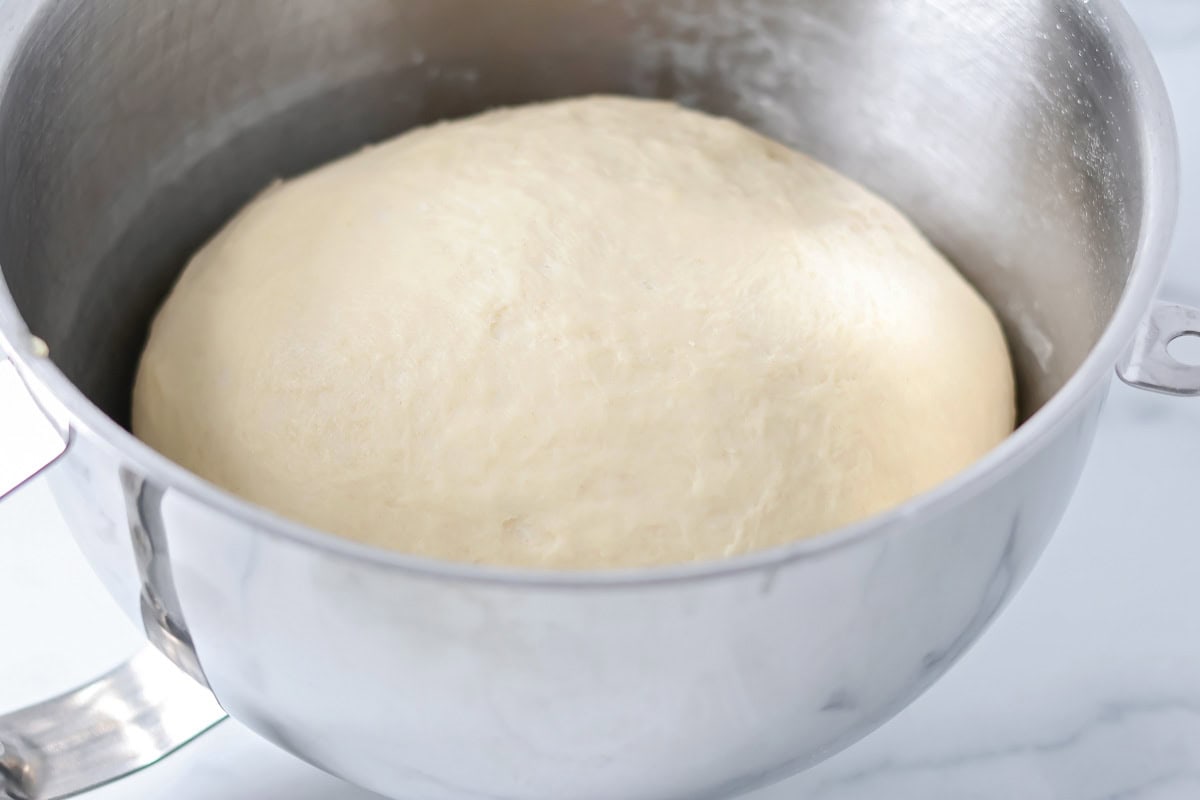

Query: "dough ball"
<box><xmin>133</xmin><ymin>96</ymin><xmax>1015</xmax><ymax>569</ymax></box>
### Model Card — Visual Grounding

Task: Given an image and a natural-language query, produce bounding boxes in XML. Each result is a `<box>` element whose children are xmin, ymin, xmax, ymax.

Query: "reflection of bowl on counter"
<box><xmin>0</xmin><ymin>2</ymin><xmax>1191</xmax><ymax>799</ymax></box>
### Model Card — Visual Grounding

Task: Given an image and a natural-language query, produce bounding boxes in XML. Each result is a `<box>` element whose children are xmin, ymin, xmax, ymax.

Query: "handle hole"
<box><xmin>1167</xmin><ymin>332</ymin><xmax>1200</xmax><ymax>366</ymax></box>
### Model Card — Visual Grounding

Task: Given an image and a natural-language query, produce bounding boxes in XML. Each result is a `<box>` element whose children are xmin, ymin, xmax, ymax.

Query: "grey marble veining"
<box><xmin>2</xmin><ymin>0</ymin><xmax>1200</xmax><ymax>798</ymax></box>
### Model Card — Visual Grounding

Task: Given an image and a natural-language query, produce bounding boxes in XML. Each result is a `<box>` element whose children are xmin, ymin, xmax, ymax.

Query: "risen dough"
<box><xmin>133</xmin><ymin>96</ymin><xmax>1015</xmax><ymax>569</ymax></box>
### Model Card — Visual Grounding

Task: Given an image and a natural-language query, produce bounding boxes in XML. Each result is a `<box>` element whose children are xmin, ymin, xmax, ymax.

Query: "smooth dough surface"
<box><xmin>133</xmin><ymin>96</ymin><xmax>1015</xmax><ymax>569</ymax></box>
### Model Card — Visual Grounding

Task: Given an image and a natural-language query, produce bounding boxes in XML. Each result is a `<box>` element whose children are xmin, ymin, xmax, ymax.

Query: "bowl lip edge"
<box><xmin>0</xmin><ymin>0</ymin><xmax>1181</xmax><ymax>589</ymax></box>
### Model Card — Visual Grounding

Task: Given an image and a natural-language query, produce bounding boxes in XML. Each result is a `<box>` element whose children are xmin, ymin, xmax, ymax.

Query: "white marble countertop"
<box><xmin>4</xmin><ymin>2</ymin><xmax>1200</xmax><ymax>798</ymax></box>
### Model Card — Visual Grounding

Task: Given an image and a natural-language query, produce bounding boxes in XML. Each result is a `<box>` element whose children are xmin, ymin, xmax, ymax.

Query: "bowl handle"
<box><xmin>0</xmin><ymin>354</ymin><xmax>68</xmax><ymax>497</ymax></box>
<box><xmin>0</xmin><ymin>355</ymin><xmax>227</xmax><ymax>799</ymax></box>
<box><xmin>1116</xmin><ymin>302</ymin><xmax>1200</xmax><ymax>396</ymax></box>
<box><xmin>0</xmin><ymin>652</ymin><xmax>226</xmax><ymax>800</ymax></box>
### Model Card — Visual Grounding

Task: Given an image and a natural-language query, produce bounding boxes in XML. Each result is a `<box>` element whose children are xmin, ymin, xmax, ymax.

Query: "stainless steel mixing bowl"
<box><xmin>0</xmin><ymin>1</ymin><xmax>1195</xmax><ymax>799</ymax></box>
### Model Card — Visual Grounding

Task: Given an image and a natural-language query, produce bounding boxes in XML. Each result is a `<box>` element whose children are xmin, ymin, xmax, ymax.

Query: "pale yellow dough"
<box><xmin>133</xmin><ymin>96</ymin><xmax>1015</xmax><ymax>569</ymax></box>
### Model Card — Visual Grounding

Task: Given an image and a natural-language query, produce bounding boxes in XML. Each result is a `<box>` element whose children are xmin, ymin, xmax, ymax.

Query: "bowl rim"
<box><xmin>0</xmin><ymin>0</ymin><xmax>1181</xmax><ymax>588</ymax></box>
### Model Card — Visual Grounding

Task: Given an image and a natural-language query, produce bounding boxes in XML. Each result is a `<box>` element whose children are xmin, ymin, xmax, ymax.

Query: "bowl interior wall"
<box><xmin>0</xmin><ymin>0</ymin><xmax>1145</xmax><ymax>427</ymax></box>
